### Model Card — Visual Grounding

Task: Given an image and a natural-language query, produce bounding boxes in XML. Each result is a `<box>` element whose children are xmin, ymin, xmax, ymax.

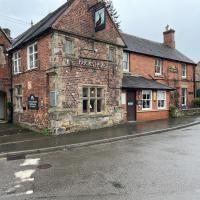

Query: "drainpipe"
<box><xmin>193</xmin><ymin>65</ymin><xmax>196</xmax><ymax>99</ymax></box>
<box><xmin>8</xmin><ymin>53</ymin><xmax>13</xmax><ymax>123</ymax></box>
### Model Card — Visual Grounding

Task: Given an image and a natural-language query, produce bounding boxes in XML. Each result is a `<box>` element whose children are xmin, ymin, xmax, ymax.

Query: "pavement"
<box><xmin>1</xmin><ymin>124</ymin><xmax>200</xmax><ymax>199</ymax></box>
<box><xmin>0</xmin><ymin>115</ymin><xmax>200</xmax><ymax>158</ymax></box>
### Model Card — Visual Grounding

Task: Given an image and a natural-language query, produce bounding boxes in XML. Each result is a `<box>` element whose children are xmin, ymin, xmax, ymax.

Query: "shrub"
<box><xmin>193</xmin><ymin>98</ymin><xmax>200</xmax><ymax>108</ymax></box>
<box><xmin>170</xmin><ymin>105</ymin><xmax>180</xmax><ymax>118</ymax></box>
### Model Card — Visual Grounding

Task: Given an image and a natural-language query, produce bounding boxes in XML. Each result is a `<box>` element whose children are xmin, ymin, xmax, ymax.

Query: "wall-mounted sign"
<box><xmin>168</xmin><ymin>65</ymin><xmax>178</xmax><ymax>73</ymax></box>
<box><xmin>95</xmin><ymin>7</ymin><xmax>106</xmax><ymax>32</ymax></box>
<box><xmin>28</xmin><ymin>94</ymin><xmax>39</xmax><ymax>110</ymax></box>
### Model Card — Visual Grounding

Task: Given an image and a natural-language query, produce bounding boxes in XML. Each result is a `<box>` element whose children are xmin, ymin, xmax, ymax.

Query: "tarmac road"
<box><xmin>0</xmin><ymin>124</ymin><xmax>200</xmax><ymax>200</ymax></box>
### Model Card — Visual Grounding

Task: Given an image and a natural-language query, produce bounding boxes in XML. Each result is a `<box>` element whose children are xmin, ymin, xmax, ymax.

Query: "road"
<box><xmin>0</xmin><ymin>124</ymin><xmax>200</xmax><ymax>200</ymax></box>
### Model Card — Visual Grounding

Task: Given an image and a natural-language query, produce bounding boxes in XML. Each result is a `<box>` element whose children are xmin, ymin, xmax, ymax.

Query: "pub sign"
<box><xmin>95</xmin><ymin>7</ymin><xmax>106</xmax><ymax>32</ymax></box>
<box><xmin>28</xmin><ymin>94</ymin><xmax>39</xmax><ymax>110</ymax></box>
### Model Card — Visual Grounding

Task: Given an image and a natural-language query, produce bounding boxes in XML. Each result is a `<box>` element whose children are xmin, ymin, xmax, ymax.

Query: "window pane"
<box><xmin>97</xmin><ymin>100</ymin><xmax>102</xmax><ymax>112</ymax></box>
<box><xmin>34</xmin><ymin>44</ymin><xmax>37</xmax><ymax>52</ymax></box>
<box><xmin>83</xmin><ymin>100</ymin><xmax>88</xmax><ymax>113</ymax></box>
<box><xmin>97</xmin><ymin>88</ymin><xmax>102</xmax><ymax>98</ymax></box>
<box><xmin>65</xmin><ymin>40</ymin><xmax>73</xmax><ymax>54</ymax></box>
<box><xmin>90</xmin><ymin>100</ymin><xmax>95</xmax><ymax>112</ymax></box>
<box><xmin>90</xmin><ymin>88</ymin><xmax>96</xmax><ymax>98</ymax></box>
<box><xmin>29</xmin><ymin>46</ymin><xmax>33</xmax><ymax>54</ymax></box>
<box><xmin>83</xmin><ymin>88</ymin><xmax>88</xmax><ymax>98</ymax></box>
<box><xmin>50</xmin><ymin>91</ymin><xmax>57</xmax><ymax>107</ymax></box>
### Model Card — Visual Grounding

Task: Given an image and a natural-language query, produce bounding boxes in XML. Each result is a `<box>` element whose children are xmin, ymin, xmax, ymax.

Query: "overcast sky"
<box><xmin>0</xmin><ymin>0</ymin><xmax>199</xmax><ymax>62</ymax></box>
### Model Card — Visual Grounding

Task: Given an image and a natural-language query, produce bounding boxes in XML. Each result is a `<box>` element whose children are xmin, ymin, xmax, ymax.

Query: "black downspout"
<box><xmin>9</xmin><ymin>54</ymin><xmax>13</xmax><ymax>123</ymax></box>
<box><xmin>194</xmin><ymin>65</ymin><xmax>196</xmax><ymax>99</ymax></box>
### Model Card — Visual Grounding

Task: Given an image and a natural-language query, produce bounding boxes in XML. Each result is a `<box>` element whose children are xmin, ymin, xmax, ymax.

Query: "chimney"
<box><xmin>163</xmin><ymin>25</ymin><xmax>175</xmax><ymax>48</ymax></box>
<box><xmin>3</xmin><ymin>28</ymin><xmax>11</xmax><ymax>38</ymax></box>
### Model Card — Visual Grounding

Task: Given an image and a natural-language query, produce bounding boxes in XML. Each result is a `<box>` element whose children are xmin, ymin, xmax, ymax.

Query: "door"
<box><xmin>0</xmin><ymin>92</ymin><xmax>5</xmax><ymax>120</ymax></box>
<box><xmin>127</xmin><ymin>91</ymin><xmax>136</xmax><ymax>121</ymax></box>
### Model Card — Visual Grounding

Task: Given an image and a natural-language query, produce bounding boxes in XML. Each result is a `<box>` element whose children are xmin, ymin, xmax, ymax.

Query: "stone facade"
<box><xmin>11</xmin><ymin>0</ymin><xmax>125</xmax><ymax>134</ymax></box>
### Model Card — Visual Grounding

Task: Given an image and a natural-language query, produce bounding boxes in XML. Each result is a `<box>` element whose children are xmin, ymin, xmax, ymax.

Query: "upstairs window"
<box><xmin>28</xmin><ymin>43</ymin><xmax>38</xmax><ymax>70</ymax></box>
<box><xmin>0</xmin><ymin>45</ymin><xmax>6</xmax><ymax>68</ymax></box>
<box><xmin>157</xmin><ymin>91</ymin><xmax>166</xmax><ymax>109</ymax></box>
<box><xmin>108</xmin><ymin>47</ymin><xmax>115</xmax><ymax>62</ymax></box>
<box><xmin>82</xmin><ymin>87</ymin><xmax>104</xmax><ymax>114</ymax></box>
<box><xmin>155</xmin><ymin>58</ymin><xmax>163</xmax><ymax>76</ymax></box>
<box><xmin>65</xmin><ymin>38</ymin><xmax>74</xmax><ymax>55</ymax></box>
<box><xmin>142</xmin><ymin>90</ymin><xmax>152</xmax><ymax>110</ymax></box>
<box><xmin>182</xmin><ymin>63</ymin><xmax>187</xmax><ymax>79</ymax></box>
<box><xmin>13</xmin><ymin>51</ymin><xmax>21</xmax><ymax>74</ymax></box>
<box><xmin>123</xmin><ymin>52</ymin><xmax>129</xmax><ymax>73</ymax></box>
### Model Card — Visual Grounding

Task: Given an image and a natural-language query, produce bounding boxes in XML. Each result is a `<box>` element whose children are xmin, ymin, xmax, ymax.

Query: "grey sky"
<box><xmin>0</xmin><ymin>0</ymin><xmax>199</xmax><ymax>62</ymax></box>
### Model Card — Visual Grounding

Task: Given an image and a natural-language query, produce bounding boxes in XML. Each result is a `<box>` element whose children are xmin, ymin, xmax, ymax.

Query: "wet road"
<box><xmin>0</xmin><ymin>124</ymin><xmax>200</xmax><ymax>200</ymax></box>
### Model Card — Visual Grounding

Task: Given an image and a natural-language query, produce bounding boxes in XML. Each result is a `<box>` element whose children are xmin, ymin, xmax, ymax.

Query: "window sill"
<box><xmin>26</xmin><ymin>67</ymin><xmax>38</xmax><ymax>72</ymax></box>
<box><xmin>13</xmin><ymin>72</ymin><xmax>22</xmax><ymax>75</ymax></box>
<box><xmin>154</xmin><ymin>74</ymin><xmax>164</xmax><ymax>79</ymax></box>
<box><xmin>14</xmin><ymin>110</ymin><xmax>23</xmax><ymax>113</ymax></box>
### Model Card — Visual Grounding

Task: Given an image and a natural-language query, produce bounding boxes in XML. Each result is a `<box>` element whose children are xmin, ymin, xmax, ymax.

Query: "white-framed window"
<box><xmin>108</xmin><ymin>47</ymin><xmax>116</xmax><ymax>62</ymax></box>
<box><xmin>157</xmin><ymin>90</ymin><xmax>166</xmax><ymax>109</ymax></box>
<box><xmin>50</xmin><ymin>91</ymin><xmax>58</xmax><ymax>107</ymax></box>
<box><xmin>13</xmin><ymin>51</ymin><xmax>21</xmax><ymax>74</ymax></box>
<box><xmin>123</xmin><ymin>52</ymin><xmax>129</xmax><ymax>73</ymax></box>
<box><xmin>182</xmin><ymin>88</ymin><xmax>187</xmax><ymax>107</ymax></box>
<box><xmin>82</xmin><ymin>87</ymin><xmax>104</xmax><ymax>114</ymax></box>
<box><xmin>155</xmin><ymin>58</ymin><xmax>163</xmax><ymax>76</ymax></box>
<box><xmin>27</xmin><ymin>43</ymin><xmax>38</xmax><ymax>70</ymax></box>
<box><xmin>142</xmin><ymin>90</ymin><xmax>152</xmax><ymax>110</ymax></box>
<box><xmin>182</xmin><ymin>63</ymin><xmax>187</xmax><ymax>79</ymax></box>
<box><xmin>121</xmin><ymin>92</ymin><xmax>126</xmax><ymax>105</ymax></box>
<box><xmin>14</xmin><ymin>85</ymin><xmax>23</xmax><ymax>112</ymax></box>
<box><xmin>64</xmin><ymin>38</ymin><xmax>74</xmax><ymax>55</ymax></box>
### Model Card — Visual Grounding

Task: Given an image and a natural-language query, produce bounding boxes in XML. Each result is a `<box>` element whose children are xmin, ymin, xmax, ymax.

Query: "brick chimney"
<box><xmin>3</xmin><ymin>28</ymin><xmax>11</xmax><ymax>38</ymax></box>
<box><xmin>163</xmin><ymin>25</ymin><xmax>175</xmax><ymax>48</ymax></box>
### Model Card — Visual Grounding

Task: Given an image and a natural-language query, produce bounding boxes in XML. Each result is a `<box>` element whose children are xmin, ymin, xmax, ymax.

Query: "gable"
<box><xmin>53</xmin><ymin>0</ymin><xmax>125</xmax><ymax>47</ymax></box>
<box><xmin>0</xmin><ymin>29</ymin><xmax>11</xmax><ymax>48</ymax></box>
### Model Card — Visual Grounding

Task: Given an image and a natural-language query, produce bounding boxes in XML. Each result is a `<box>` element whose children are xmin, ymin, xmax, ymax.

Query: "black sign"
<box><xmin>95</xmin><ymin>7</ymin><xmax>106</xmax><ymax>32</ymax></box>
<box><xmin>28</xmin><ymin>95</ymin><xmax>39</xmax><ymax>110</ymax></box>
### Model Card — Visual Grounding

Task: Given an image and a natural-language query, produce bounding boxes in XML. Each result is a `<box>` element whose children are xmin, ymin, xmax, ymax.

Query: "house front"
<box><xmin>9</xmin><ymin>0</ymin><xmax>126</xmax><ymax>134</ymax></box>
<box><xmin>0</xmin><ymin>28</ymin><xmax>12</xmax><ymax>121</ymax></box>
<box><xmin>121</xmin><ymin>28</ymin><xmax>196</xmax><ymax>121</ymax></box>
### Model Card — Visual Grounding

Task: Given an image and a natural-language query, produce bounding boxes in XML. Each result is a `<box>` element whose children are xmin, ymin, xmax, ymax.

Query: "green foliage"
<box><xmin>40</xmin><ymin>128</ymin><xmax>51</xmax><ymax>136</ymax></box>
<box><xmin>170</xmin><ymin>90</ymin><xmax>180</xmax><ymax>108</ymax></box>
<box><xmin>193</xmin><ymin>98</ymin><xmax>200</xmax><ymax>108</ymax></box>
<box><xmin>169</xmin><ymin>105</ymin><xmax>180</xmax><ymax>118</ymax></box>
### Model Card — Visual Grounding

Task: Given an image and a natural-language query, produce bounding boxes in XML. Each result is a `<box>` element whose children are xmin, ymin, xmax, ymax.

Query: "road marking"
<box><xmin>26</xmin><ymin>190</ymin><xmax>33</xmax><ymax>195</ymax></box>
<box><xmin>20</xmin><ymin>158</ymin><xmax>40</xmax><ymax>166</ymax></box>
<box><xmin>15</xmin><ymin>170</ymin><xmax>35</xmax><ymax>182</ymax></box>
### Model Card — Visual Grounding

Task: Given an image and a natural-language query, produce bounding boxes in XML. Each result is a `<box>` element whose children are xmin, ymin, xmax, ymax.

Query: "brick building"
<box><xmin>121</xmin><ymin>28</ymin><xmax>196</xmax><ymax>121</ymax></box>
<box><xmin>9</xmin><ymin>0</ymin><xmax>126</xmax><ymax>134</ymax></box>
<box><xmin>196</xmin><ymin>62</ymin><xmax>200</xmax><ymax>97</ymax></box>
<box><xmin>0</xmin><ymin>27</ymin><xmax>12</xmax><ymax>120</ymax></box>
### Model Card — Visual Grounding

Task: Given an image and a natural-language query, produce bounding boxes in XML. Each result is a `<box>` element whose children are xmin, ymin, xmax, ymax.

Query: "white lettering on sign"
<box><xmin>79</xmin><ymin>58</ymin><xmax>107</xmax><ymax>69</ymax></box>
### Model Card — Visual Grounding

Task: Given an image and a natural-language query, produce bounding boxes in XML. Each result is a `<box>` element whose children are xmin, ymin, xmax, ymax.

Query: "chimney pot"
<box><xmin>163</xmin><ymin>27</ymin><xmax>175</xmax><ymax>49</ymax></box>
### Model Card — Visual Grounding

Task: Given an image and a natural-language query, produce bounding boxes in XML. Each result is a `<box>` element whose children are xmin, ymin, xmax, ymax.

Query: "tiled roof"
<box><xmin>122</xmin><ymin>75</ymin><xmax>174</xmax><ymax>90</ymax></box>
<box><xmin>121</xmin><ymin>33</ymin><xmax>196</xmax><ymax>65</ymax></box>
<box><xmin>10</xmin><ymin>0</ymin><xmax>74</xmax><ymax>51</ymax></box>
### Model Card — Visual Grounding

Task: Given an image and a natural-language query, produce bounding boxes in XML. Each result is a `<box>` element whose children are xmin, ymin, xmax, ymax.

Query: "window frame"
<box><xmin>142</xmin><ymin>90</ymin><xmax>152</xmax><ymax>111</ymax></box>
<box><xmin>27</xmin><ymin>42</ymin><xmax>38</xmax><ymax>70</ymax></box>
<box><xmin>182</xmin><ymin>63</ymin><xmax>187</xmax><ymax>79</ymax></box>
<box><xmin>13</xmin><ymin>51</ymin><xmax>21</xmax><ymax>74</ymax></box>
<box><xmin>108</xmin><ymin>47</ymin><xmax>116</xmax><ymax>62</ymax></box>
<box><xmin>181</xmin><ymin>88</ymin><xmax>187</xmax><ymax>107</ymax></box>
<box><xmin>50</xmin><ymin>91</ymin><xmax>58</xmax><ymax>107</ymax></box>
<box><xmin>82</xmin><ymin>87</ymin><xmax>104</xmax><ymax>114</ymax></box>
<box><xmin>123</xmin><ymin>52</ymin><xmax>130</xmax><ymax>73</ymax></box>
<box><xmin>157</xmin><ymin>90</ymin><xmax>166</xmax><ymax>110</ymax></box>
<box><xmin>14</xmin><ymin>84</ymin><xmax>23</xmax><ymax>112</ymax></box>
<box><xmin>155</xmin><ymin>58</ymin><xmax>163</xmax><ymax>76</ymax></box>
<box><xmin>64</xmin><ymin>37</ymin><xmax>74</xmax><ymax>55</ymax></box>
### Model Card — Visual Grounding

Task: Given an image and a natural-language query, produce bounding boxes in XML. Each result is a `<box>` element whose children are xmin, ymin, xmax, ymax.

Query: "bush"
<box><xmin>193</xmin><ymin>98</ymin><xmax>200</xmax><ymax>108</ymax></box>
<box><xmin>170</xmin><ymin>105</ymin><xmax>180</xmax><ymax>118</ymax></box>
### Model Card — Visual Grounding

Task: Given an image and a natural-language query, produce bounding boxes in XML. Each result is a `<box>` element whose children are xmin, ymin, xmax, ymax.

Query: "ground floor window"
<box><xmin>15</xmin><ymin>85</ymin><xmax>23</xmax><ymax>111</ymax></box>
<box><xmin>182</xmin><ymin>88</ymin><xmax>187</xmax><ymax>107</ymax></box>
<box><xmin>157</xmin><ymin>91</ymin><xmax>166</xmax><ymax>109</ymax></box>
<box><xmin>82</xmin><ymin>87</ymin><xmax>104</xmax><ymax>114</ymax></box>
<box><xmin>142</xmin><ymin>90</ymin><xmax>152</xmax><ymax>110</ymax></box>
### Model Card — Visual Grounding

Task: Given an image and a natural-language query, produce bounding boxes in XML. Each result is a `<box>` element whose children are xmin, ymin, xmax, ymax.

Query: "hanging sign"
<box><xmin>95</xmin><ymin>7</ymin><xmax>106</xmax><ymax>32</ymax></box>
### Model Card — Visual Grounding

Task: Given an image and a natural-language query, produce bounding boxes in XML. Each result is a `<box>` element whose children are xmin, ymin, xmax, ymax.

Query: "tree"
<box><xmin>104</xmin><ymin>0</ymin><xmax>120</xmax><ymax>29</ymax></box>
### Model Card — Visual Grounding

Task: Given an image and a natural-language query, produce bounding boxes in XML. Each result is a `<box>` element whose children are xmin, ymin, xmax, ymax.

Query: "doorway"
<box><xmin>0</xmin><ymin>91</ymin><xmax>5</xmax><ymax>120</ymax></box>
<box><xmin>127</xmin><ymin>90</ymin><xmax>136</xmax><ymax>121</ymax></box>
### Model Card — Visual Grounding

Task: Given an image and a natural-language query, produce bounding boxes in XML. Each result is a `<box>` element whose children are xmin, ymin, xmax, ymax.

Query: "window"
<box><xmin>155</xmin><ymin>58</ymin><xmax>163</xmax><ymax>76</ymax></box>
<box><xmin>108</xmin><ymin>47</ymin><xmax>115</xmax><ymax>62</ymax></box>
<box><xmin>13</xmin><ymin>51</ymin><xmax>21</xmax><ymax>74</ymax></box>
<box><xmin>50</xmin><ymin>91</ymin><xmax>58</xmax><ymax>107</ymax></box>
<box><xmin>157</xmin><ymin>91</ymin><xmax>166</xmax><ymax>109</ymax></box>
<box><xmin>27</xmin><ymin>43</ymin><xmax>38</xmax><ymax>70</ymax></box>
<box><xmin>82</xmin><ymin>87</ymin><xmax>104</xmax><ymax>114</ymax></box>
<box><xmin>142</xmin><ymin>90</ymin><xmax>152</xmax><ymax>110</ymax></box>
<box><xmin>182</xmin><ymin>64</ymin><xmax>187</xmax><ymax>79</ymax></box>
<box><xmin>65</xmin><ymin>38</ymin><xmax>74</xmax><ymax>55</ymax></box>
<box><xmin>0</xmin><ymin>46</ymin><xmax>6</xmax><ymax>68</ymax></box>
<box><xmin>123</xmin><ymin>52</ymin><xmax>129</xmax><ymax>73</ymax></box>
<box><xmin>182</xmin><ymin>88</ymin><xmax>187</xmax><ymax>107</ymax></box>
<box><xmin>15</xmin><ymin>85</ymin><xmax>23</xmax><ymax>111</ymax></box>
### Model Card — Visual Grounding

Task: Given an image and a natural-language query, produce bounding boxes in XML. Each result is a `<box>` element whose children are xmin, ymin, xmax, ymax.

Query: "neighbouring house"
<box><xmin>121</xmin><ymin>28</ymin><xmax>196</xmax><ymax>121</ymax></box>
<box><xmin>0</xmin><ymin>27</ymin><xmax>12</xmax><ymax>121</ymax></box>
<box><xmin>196</xmin><ymin>62</ymin><xmax>200</xmax><ymax>97</ymax></box>
<box><xmin>8</xmin><ymin>0</ymin><xmax>126</xmax><ymax>134</ymax></box>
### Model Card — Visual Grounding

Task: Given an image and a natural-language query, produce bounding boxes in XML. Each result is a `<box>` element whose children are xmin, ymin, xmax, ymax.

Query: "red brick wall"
<box><xmin>12</xmin><ymin>35</ymin><xmax>51</xmax><ymax>127</ymax></box>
